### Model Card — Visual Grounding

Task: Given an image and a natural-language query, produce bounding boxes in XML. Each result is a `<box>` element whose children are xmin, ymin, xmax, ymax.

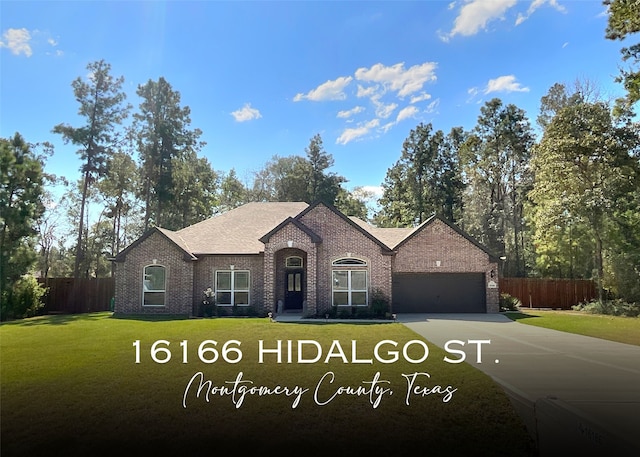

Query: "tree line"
<box><xmin>1</xmin><ymin>0</ymin><xmax>638</xmax><ymax>319</ymax></box>
<box><xmin>375</xmin><ymin>85</ymin><xmax>639</xmax><ymax>304</ymax></box>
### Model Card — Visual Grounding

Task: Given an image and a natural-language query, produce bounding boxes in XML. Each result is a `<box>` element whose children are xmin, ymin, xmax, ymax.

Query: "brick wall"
<box><xmin>394</xmin><ymin>219</ymin><xmax>499</xmax><ymax>312</ymax></box>
<box><xmin>263</xmin><ymin>223</ymin><xmax>318</xmax><ymax>315</ymax></box>
<box><xmin>298</xmin><ymin>205</ymin><xmax>393</xmax><ymax>315</ymax></box>
<box><xmin>115</xmin><ymin>207</ymin><xmax>499</xmax><ymax>316</ymax></box>
<box><xmin>114</xmin><ymin>231</ymin><xmax>193</xmax><ymax>315</ymax></box>
<box><xmin>192</xmin><ymin>254</ymin><xmax>264</xmax><ymax>315</ymax></box>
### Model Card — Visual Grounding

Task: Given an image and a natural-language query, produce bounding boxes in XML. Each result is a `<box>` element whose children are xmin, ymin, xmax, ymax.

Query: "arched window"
<box><xmin>143</xmin><ymin>265</ymin><xmax>166</xmax><ymax>306</ymax></box>
<box><xmin>285</xmin><ymin>256</ymin><xmax>303</xmax><ymax>268</ymax></box>
<box><xmin>331</xmin><ymin>257</ymin><xmax>367</xmax><ymax>306</ymax></box>
<box><xmin>332</xmin><ymin>257</ymin><xmax>367</xmax><ymax>266</ymax></box>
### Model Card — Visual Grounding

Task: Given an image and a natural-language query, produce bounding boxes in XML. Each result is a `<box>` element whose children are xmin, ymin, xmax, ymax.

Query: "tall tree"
<box><xmin>36</xmin><ymin>175</ymin><xmax>69</xmax><ymax>279</ymax></box>
<box><xmin>217</xmin><ymin>169</ymin><xmax>248</xmax><ymax>212</ymax></box>
<box><xmin>530</xmin><ymin>82</ymin><xmax>601</xmax><ymax>279</ymax></box>
<box><xmin>375</xmin><ymin>160</ymin><xmax>412</xmax><ymax>227</ymax></box>
<box><xmin>607</xmin><ymin>186</ymin><xmax>640</xmax><ymax>302</ymax></box>
<box><xmin>248</xmin><ymin>135</ymin><xmax>346</xmax><ymax>206</ymax></box>
<box><xmin>376</xmin><ymin>123</ymin><xmax>465</xmax><ymax>227</ymax></box>
<box><xmin>53</xmin><ymin>60</ymin><xmax>130</xmax><ymax>278</ymax></box>
<box><xmin>537</xmin><ymin>82</ymin><xmax>582</xmax><ymax>130</ymax></box>
<box><xmin>133</xmin><ymin>77</ymin><xmax>204</xmax><ymax>230</ymax></box>
<box><xmin>461</xmin><ymin>99</ymin><xmax>534</xmax><ymax>276</ymax></box>
<box><xmin>604</xmin><ymin>0</ymin><xmax>640</xmax><ymax>115</ymax></box>
<box><xmin>250</xmin><ymin>155</ymin><xmax>310</xmax><ymax>202</ymax></box>
<box><xmin>334</xmin><ymin>187</ymin><xmax>370</xmax><ymax>220</ymax></box>
<box><xmin>170</xmin><ymin>151</ymin><xmax>218</xmax><ymax>229</ymax></box>
<box><xmin>96</xmin><ymin>152</ymin><xmax>140</xmax><ymax>257</ymax></box>
<box><xmin>305</xmin><ymin>134</ymin><xmax>345</xmax><ymax>204</ymax></box>
<box><xmin>529</xmin><ymin>99</ymin><xmax>639</xmax><ymax>301</ymax></box>
<box><xmin>0</xmin><ymin>134</ymin><xmax>46</xmax><ymax>311</ymax></box>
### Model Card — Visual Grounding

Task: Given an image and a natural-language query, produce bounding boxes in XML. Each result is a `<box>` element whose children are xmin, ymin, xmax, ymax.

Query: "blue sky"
<box><xmin>0</xmin><ymin>0</ymin><xmax>626</xmax><ymax>199</ymax></box>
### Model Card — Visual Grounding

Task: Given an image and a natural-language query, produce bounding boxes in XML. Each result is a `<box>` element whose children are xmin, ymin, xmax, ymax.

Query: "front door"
<box><xmin>285</xmin><ymin>269</ymin><xmax>304</xmax><ymax>310</ymax></box>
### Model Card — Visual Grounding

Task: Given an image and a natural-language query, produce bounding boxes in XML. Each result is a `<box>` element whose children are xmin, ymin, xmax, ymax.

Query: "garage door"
<box><xmin>392</xmin><ymin>273</ymin><xmax>486</xmax><ymax>313</ymax></box>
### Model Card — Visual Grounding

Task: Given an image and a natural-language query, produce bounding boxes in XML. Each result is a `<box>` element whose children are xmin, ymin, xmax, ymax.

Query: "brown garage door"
<box><xmin>392</xmin><ymin>273</ymin><xmax>486</xmax><ymax>313</ymax></box>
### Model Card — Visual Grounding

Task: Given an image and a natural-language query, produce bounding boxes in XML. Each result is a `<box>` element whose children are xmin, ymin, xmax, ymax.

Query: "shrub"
<box><xmin>572</xmin><ymin>299</ymin><xmax>640</xmax><ymax>317</ymax></box>
<box><xmin>338</xmin><ymin>307</ymin><xmax>352</xmax><ymax>319</ymax></box>
<box><xmin>0</xmin><ymin>275</ymin><xmax>47</xmax><ymax>320</ymax></box>
<box><xmin>370</xmin><ymin>288</ymin><xmax>390</xmax><ymax>318</ymax></box>
<box><xmin>354</xmin><ymin>307</ymin><xmax>372</xmax><ymax>319</ymax></box>
<box><xmin>499</xmin><ymin>293</ymin><xmax>521</xmax><ymax>312</ymax></box>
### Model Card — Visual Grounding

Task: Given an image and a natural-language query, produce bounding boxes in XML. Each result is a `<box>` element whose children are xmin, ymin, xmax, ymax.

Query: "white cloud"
<box><xmin>396</xmin><ymin>106</ymin><xmax>420</xmax><ymax>123</ymax></box>
<box><xmin>337</xmin><ymin>106</ymin><xmax>365</xmax><ymax>119</ymax></box>
<box><xmin>444</xmin><ymin>0</ymin><xmax>516</xmax><ymax>40</ymax></box>
<box><xmin>336</xmin><ymin>119</ymin><xmax>380</xmax><ymax>145</ymax></box>
<box><xmin>0</xmin><ymin>28</ymin><xmax>32</xmax><ymax>56</ymax></box>
<box><xmin>375</xmin><ymin>101</ymin><xmax>397</xmax><ymax>119</ymax></box>
<box><xmin>294</xmin><ymin>60</ymin><xmax>438</xmax><ymax>144</ymax></box>
<box><xmin>355</xmin><ymin>62</ymin><xmax>437</xmax><ymax>98</ymax></box>
<box><xmin>410</xmin><ymin>92</ymin><xmax>432</xmax><ymax>104</ymax></box>
<box><xmin>516</xmin><ymin>0</ymin><xmax>566</xmax><ymax>26</ymax></box>
<box><xmin>466</xmin><ymin>86</ymin><xmax>481</xmax><ymax>103</ymax></box>
<box><xmin>425</xmin><ymin>99</ymin><xmax>440</xmax><ymax>114</ymax></box>
<box><xmin>562</xmin><ymin>41</ymin><xmax>569</xmax><ymax>48</ymax></box>
<box><xmin>357</xmin><ymin>185</ymin><xmax>384</xmax><ymax>198</ymax></box>
<box><xmin>231</xmin><ymin>103</ymin><xmax>262</xmax><ymax>122</ymax></box>
<box><xmin>356</xmin><ymin>84</ymin><xmax>378</xmax><ymax>98</ymax></box>
<box><xmin>294</xmin><ymin>76</ymin><xmax>353</xmax><ymax>102</ymax></box>
<box><xmin>484</xmin><ymin>75</ymin><xmax>530</xmax><ymax>94</ymax></box>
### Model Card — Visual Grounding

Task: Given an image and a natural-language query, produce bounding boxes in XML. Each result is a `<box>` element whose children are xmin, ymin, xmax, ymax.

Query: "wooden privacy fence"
<box><xmin>501</xmin><ymin>278</ymin><xmax>597</xmax><ymax>310</ymax></box>
<box><xmin>37</xmin><ymin>277</ymin><xmax>115</xmax><ymax>314</ymax></box>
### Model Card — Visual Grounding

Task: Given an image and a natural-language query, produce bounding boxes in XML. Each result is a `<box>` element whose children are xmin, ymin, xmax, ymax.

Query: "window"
<box><xmin>286</xmin><ymin>256</ymin><xmax>303</xmax><ymax>268</ymax></box>
<box><xmin>332</xmin><ymin>270</ymin><xmax>367</xmax><ymax>306</ymax></box>
<box><xmin>288</xmin><ymin>272</ymin><xmax>302</xmax><ymax>292</ymax></box>
<box><xmin>143</xmin><ymin>265</ymin><xmax>166</xmax><ymax>306</ymax></box>
<box><xmin>215</xmin><ymin>270</ymin><xmax>250</xmax><ymax>306</ymax></box>
<box><xmin>332</xmin><ymin>258</ymin><xmax>367</xmax><ymax>266</ymax></box>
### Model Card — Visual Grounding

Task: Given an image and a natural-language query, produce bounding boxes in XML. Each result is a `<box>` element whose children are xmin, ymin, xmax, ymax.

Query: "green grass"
<box><xmin>1</xmin><ymin>312</ymin><xmax>535</xmax><ymax>457</ymax></box>
<box><xmin>506</xmin><ymin>309</ymin><xmax>640</xmax><ymax>346</ymax></box>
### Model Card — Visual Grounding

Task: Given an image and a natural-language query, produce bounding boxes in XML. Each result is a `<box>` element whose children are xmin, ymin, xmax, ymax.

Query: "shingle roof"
<box><xmin>116</xmin><ymin>202</ymin><xmax>495</xmax><ymax>260</ymax></box>
<box><xmin>348</xmin><ymin>216</ymin><xmax>414</xmax><ymax>250</ymax></box>
<box><xmin>113</xmin><ymin>227</ymin><xmax>198</xmax><ymax>262</ymax></box>
<box><xmin>156</xmin><ymin>227</ymin><xmax>196</xmax><ymax>258</ymax></box>
<box><xmin>176</xmin><ymin>202</ymin><xmax>309</xmax><ymax>254</ymax></box>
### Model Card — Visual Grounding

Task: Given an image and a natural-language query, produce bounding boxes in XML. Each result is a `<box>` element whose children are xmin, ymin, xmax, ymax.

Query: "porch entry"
<box><xmin>284</xmin><ymin>269</ymin><xmax>304</xmax><ymax>310</ymax></box>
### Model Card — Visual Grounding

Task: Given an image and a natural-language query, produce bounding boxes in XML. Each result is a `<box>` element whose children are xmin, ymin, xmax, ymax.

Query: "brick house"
<box><xmin>113</xmin><ymin>201</ymin><xmax>499</xmax><ymax>316</ymax></box>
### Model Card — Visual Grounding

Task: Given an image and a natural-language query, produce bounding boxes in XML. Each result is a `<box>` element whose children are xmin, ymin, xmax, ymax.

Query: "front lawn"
<box><xmin>1</xmin><ymin>312</ymin><xmax>535</xmax><ymax>457</ymax></box>
<box><xmin>506</xmin><ymin>309</ymin><xmax>640</xmax><ymax>346</ymax></box>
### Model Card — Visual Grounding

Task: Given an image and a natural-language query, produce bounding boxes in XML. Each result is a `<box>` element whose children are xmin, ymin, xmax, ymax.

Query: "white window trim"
<box><xmin>142</xmin><ymin>264</ymin><xmax>166</xmax><ymax>307</ymax></box>
<box><xmin>215</xmin><ymin>270</ymin><xmax>250</xmax><ymax>307</ymax></box>
<box><xmin>285</xmin><ymin>256</ymin><xmax>304</xmax><ymax>268</ymax></box>
<box><xmin>332</xmin><ymin>269</ymin><xmax>368</xmax><ymax>307</ymax></box>
<box><xmin>332</xmin><ymin>257</ymin><xmax>367</xmax><ymax>266</ymax></box>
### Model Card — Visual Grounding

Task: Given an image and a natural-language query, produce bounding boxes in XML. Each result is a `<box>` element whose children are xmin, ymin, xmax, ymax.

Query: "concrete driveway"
<box><xmin>399</xmin><ymin>313</ymin><xmax>640</xmax><ymax>456</ymax></box>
